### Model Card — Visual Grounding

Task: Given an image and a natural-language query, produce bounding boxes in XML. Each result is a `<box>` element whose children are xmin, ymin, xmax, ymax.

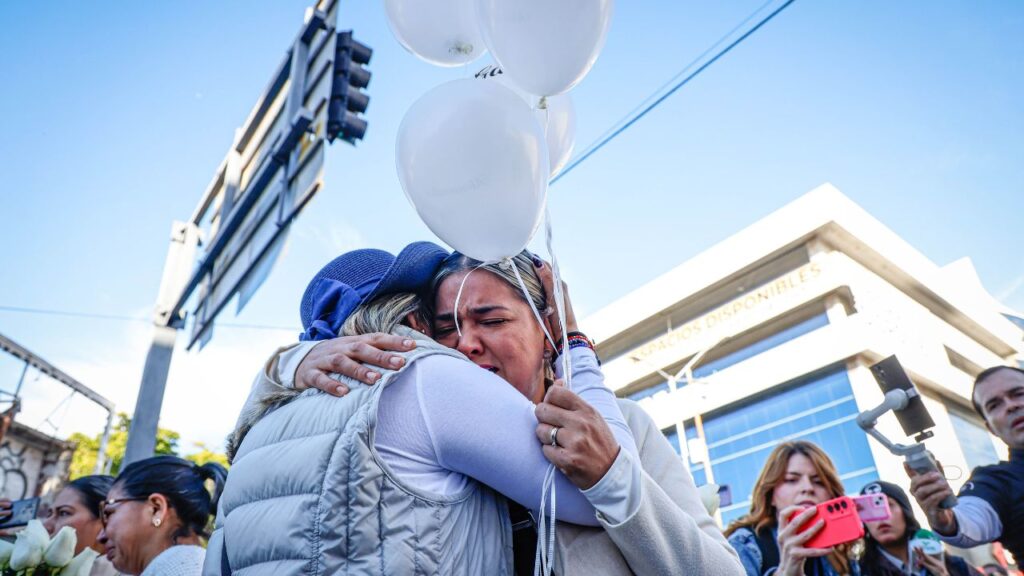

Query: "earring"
<box><xmin>153</xmin><ymin>518</ymin><xmax>162</xmax><ymax>527</ymax></box>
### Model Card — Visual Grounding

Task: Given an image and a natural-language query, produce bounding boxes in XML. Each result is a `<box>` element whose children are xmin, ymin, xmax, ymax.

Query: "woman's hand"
<box><xmin>914</xmin><ymin>548</ymin><xmax>950</xmax><ymax>576</ymax></box>
<box><xmin>296</xmin><ymin>333</ymin><xmax>416</xmax><ymax>396</ymax></box>
<box><xmin>775</xmin><ymin>505</ymin><xmax>832</xmax><ymax>576</ymax></box>
<box><xmin>530</xmin><ymin>255</ymin><xmax>578</xmax><ymax>338</ymax></box>
<box><xmin>534</xmin><ymin>382</ymin><xmax>619</xmax><ymax>490</ymax></box>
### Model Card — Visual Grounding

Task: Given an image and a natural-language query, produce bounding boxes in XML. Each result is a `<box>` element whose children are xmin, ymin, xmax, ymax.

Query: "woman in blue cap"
<box><xmin>229</xmin><ymin>245</ymin><xmax>744</xmax><ymax>576</ymax></box>
<box><xmin>205</xmin><ymin>242</ymin><xmax>638</xmax><ymax>576</ymax></box>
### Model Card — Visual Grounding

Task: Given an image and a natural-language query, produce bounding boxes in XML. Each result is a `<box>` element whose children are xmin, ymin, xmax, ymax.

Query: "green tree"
<box><xmin>183</xmin><ymin>442</ymin><xmax>230</xmax><ymax>469</ymax></box>
<box><xmin>68</xmin><ymin>413</ymin><xmax>181</xmax><ymax>479</ymax></box>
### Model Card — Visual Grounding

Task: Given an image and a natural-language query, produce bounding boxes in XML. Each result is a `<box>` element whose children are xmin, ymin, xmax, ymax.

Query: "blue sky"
<box><xmin>1</xmin><ymin>1</ymin><xmax>1021</xmax><ymax>451</ymax></box>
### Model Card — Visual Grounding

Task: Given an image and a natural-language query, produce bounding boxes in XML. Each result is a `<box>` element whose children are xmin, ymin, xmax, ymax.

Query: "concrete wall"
<box><xmin>0</xmin><ymin>422</ymin><xmax>74</xmax><ymax>501</ymax></box>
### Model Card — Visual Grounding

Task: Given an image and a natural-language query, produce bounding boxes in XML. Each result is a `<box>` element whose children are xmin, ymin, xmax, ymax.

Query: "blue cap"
<box><xmin>299</xmin><ymin>241</ymin><xmax>449</xmax><ymax>340</ymax></box>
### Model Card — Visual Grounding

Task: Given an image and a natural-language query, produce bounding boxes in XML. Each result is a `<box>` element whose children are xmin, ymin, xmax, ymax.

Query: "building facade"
<box><xmin>582</xmin><ymin>184</ymin><xmax>1024</xmax><ymax>543</ymax></box>
<box><xmin>0</xmin><ymin>420</ymin><xmax>74</xmax><ymax>501</ymax></box>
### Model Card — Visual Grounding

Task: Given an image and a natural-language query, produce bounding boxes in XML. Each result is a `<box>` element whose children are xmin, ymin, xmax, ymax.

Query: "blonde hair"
<box><xmin>341</xmin><ymin>292</ymin><xmax>425</xmax><ymax>336</ymax></box>
<box><xmin>226</xmin><ymin>291</ymin><xmax>425</xmax><ymax>460</ymax></box>
<box><xmin>428</xmin><ymin>251</ymin><xmax>548</xmax><ymax>319</ymax></box>
<box><xmin>724</xmin><ymin>440</ymin><xmax>856</xmax><ymax>574</ymax></box>
<box><xmin>428</xmin><ymin>251</ymin><xmax>555</xmax><ymax>386</ymax></box>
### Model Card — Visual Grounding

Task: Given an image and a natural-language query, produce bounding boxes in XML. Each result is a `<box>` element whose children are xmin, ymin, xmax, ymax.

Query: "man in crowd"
<box><xmin>907</xmin><ymin>366</ymin><xmax>1024</xmax><ymax>561</ymax></box>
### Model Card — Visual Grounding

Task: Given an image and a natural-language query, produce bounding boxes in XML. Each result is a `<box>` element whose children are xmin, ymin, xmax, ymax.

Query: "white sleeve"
<box><xmin>555</xmin><ymin>347</ymin><xmax>637</xmax><ymax>462</ymax></box>
<box><xmin>274</xmin><ymin>341</ymin><xmax>318</xmax><ymax>389</ymax></box>
<box><xmin>556</xmin><ymin>347</ymin><xmax>642</xmax><ymax>523</ymax></box>
<box><xmin>415</xmin><ymin>354</ymin><xmax>636</xmax><ymax>527</ymax></box>
<box><xmin>580</xmin><ymin>447</ymin><xmax>642</xmax><ymax>524</ymax></box>
<box><xmin>936</xmin><ymin>495</ymin><xmax>1003</xmax><ymax>548</ymax></box>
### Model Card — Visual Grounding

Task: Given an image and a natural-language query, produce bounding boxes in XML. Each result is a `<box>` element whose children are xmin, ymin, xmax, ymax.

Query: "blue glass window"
<box><xmin>692</xmin><ymin>312</ymin><xmax>830</xmax><ymax>379</ymax></box>
<box><xmin>627</xmin><ymin>380</ymin><xmax>670</xmax><ymax>402</ymax></box>
<box><xmin>947</xmin><ymin>409</ymin><xmax>999</xmax><ymax>470</ymax></box>
<box><xmin>691</xmin><ymin>464</ymin><xmax>708</xmax><ymax>487</ymax></box>
<box><xmin>662</xmin><ymin>426</ymin><xmax>680</xmax><ymax>455</ymax></box>
<box><xmin>626</xmin><ymin>312</ymin><xmax>829</xmax><ymax>402</ymax></box>
<box><xmin>692</xmin><ymin>367</ymin><xmax>878</xmax><ymax>525</ymax></box>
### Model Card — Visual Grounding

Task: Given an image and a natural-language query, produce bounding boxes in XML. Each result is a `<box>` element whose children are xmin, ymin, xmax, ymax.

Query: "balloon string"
<box><xmin>529</xmin><ymin>96</ymin><xmax>565</xmax><ymax>371</ymax></box>
<box><xmin>546</xmin><ymin>208</ymin><xmax>572</xmax><ymax>389</ymax></box>
<box><xmin>534</xmin><ymin>464</ymin><xmax>557</xmax><ymax>576</ymax></box>
<box><xmin>509</xmin><ymin>260</ymin><xmax>558</xmax><ymax>352</ymax></box>
<box><xmin>538</xmin><ymin>102</ymin><xmax>571</xmax><ymax>391</ymax></box>
<box><xmin>452</xmin><ymin>262</ymin><xmax>490</xmax><ymax>338</ymax></box>
<box><xmin>532</xmin><ymin>99</ymin><xmax>564</xmax><ymax>576</ymax></box>
<box><xmin>459</xmin><ymin>259</ymin><xmax>559</xmax><ymax>356</ymax></box>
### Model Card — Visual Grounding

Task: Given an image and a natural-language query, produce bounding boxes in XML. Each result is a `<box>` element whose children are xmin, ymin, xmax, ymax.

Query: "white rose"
<box><xmin>44</xmin><ymin>526</ymin><xmax>77</xmax><ymax>567</ymax></box>
<box><xmin>0</xmin><ymin>539</ymin><xmax>14</xmax><ymax>565</ymax></box>
<box><xmin>697</xmin><ymin>482</ymin><xmax>721</xmax><ymax>516</ymax></box>
<box><xmin>9</xmin><ymin>519</ymin><xmax>50</xmax><ymax>570</ymax></box>
<box><xmin>59</xmin><ymin>548</ymin><xmax>99</xmax><ymax>576</ymax></box>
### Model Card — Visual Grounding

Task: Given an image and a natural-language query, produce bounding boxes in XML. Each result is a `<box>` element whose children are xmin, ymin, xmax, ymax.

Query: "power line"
<box><xmin>0</xmin><ymin>305</ymin><xmax>297</xmax><ymax>332</ymax></box>
<box><xmin>2</xmin><ymin>3</ymin><xmax>797</xmax><ymax>335</ymax></box>
<box><xmin>0</xmin><ymin>305</ymin><xmax>146</xmax><ymax>323</ymax></box>
<box><xmin>551</xmin><ymin>0</ymin><xmax>798</xmax><ymax>185</ymax></box>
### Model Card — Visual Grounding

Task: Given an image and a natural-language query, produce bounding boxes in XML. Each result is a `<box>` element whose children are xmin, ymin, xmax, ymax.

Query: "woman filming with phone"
<box><xmin>725</xmin><ymin>441</ymin><xmax>861</xmax><ymax>576</ymax></box>
<box><xmin>858</xmin><ymin>481</ymin><xmax>981</xmax><ymax>576</ymax></box>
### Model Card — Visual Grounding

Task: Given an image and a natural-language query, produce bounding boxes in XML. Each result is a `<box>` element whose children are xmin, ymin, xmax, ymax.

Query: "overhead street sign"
<box><xmin>125</xmin><ymin>0</ymin><xmax>375</xmax><ymax>464</ymax></box>
<box><xmin>185</xmin><ymin>2</ymin><xmax>339</xmax><ymax>349</ymax></box>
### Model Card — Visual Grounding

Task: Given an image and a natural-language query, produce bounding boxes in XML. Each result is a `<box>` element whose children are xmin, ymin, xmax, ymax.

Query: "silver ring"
<box><xmin>549</xmin><ymin>427</ymin><xmax>560</xmax><ymax>447</ymax></box>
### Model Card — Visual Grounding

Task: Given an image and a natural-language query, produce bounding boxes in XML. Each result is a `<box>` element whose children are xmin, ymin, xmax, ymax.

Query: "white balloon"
<box><xmin>397</xmin><ymin>79</ymin><xmax>549</xmax><ymax>262</ymax></box>
<box><xmin>474</xmin><ymin>64</ymin><xmax>576</xmax><ymax>179</ymax></box>
<box><xmin>384</xmin><ymin>0</ymin><xmax>487</xmax><ymax>67</ymax></box>
<box><xmin>478</xmin><ymin>0</ymin><xmax>614</xmax><ymax>96</ymax></box>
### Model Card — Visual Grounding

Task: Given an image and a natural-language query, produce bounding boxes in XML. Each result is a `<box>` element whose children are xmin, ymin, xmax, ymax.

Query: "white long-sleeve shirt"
<box><xmin>238</xmin><ymin>337</ymin><xmax>641</xmax><ymax>526</ymax></box>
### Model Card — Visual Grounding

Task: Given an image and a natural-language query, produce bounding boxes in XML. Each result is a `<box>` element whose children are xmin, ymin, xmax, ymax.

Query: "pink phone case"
<box><xmin>853</xmin><ymin>493</ymin><xmax>891</xmax><ymax>523</ymax></box>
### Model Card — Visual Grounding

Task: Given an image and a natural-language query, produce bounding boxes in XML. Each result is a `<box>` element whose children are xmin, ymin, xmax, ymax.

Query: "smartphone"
<box><xmin>852</xmin><ymin>493</ymin><xmax>891</xmax><ymax>523</ymax></box>
<box><xmin>870</xmin><ymin>356</ymin><xmax>936</xmax><ymax>440</ymax></box>
<box><xmin>0</xmin><ymin>497</ymin><xmax>40</xmax><ymax>529</ymax></box>
<box><xmin>789</xmin><ymin>496</ymin><xmax>865</xmax><ymax>549</ymax></box>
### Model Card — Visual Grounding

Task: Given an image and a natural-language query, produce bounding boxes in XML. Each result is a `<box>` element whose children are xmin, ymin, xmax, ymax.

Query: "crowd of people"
<box><xmin>2</xmin><ymin>241</ymin><xmax>1020</xmax><ymax>576</ymax></box>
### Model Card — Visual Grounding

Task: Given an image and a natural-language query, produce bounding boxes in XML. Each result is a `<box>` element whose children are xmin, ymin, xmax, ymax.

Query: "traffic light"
<box><xmin>327</xmin><ymin>31</ymin><xmax>372</xmax><ymax>144</ymax></box>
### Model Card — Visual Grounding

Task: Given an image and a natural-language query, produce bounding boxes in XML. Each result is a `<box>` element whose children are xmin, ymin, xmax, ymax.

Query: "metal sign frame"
<box><xmin>161</xmin><ymin>0</ymin><xmax>340</xmax><ymax>349</ymax></box>
<box><xmin>124</xmin><ymin>0</ymin><xmax>348</xmax><ymax>465</ymax></box>
<box><xmin>0</xmin><ymin>331</ymin><xmax>116</xmax><ymax>474</ymax></box>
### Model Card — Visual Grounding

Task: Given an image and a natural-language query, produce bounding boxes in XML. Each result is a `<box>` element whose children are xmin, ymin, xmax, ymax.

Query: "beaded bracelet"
<box><xmin>554</xmin><ymin>331</ymin><xmax>596</xmax><ymax>356</ymax></box>
<box><xmin>566</xmin><ymin>332</ymin><xmax>595</xmax><ymax>351</ymax></box>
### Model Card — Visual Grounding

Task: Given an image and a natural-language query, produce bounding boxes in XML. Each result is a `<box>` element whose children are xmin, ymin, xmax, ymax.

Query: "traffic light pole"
<box><xmin>123</xmin><ymin>222</ymin><xmax>198</xmax><ymax>466</ymax></box>
<box><xmin>122</xmin><ymin>4</ymin><xmax>369</xmax><ymax>466</ymax></box>
<box><xmin>123</xmin><ymin>325</ymin><xmax>178</xmax><ymax>464</ymax></box>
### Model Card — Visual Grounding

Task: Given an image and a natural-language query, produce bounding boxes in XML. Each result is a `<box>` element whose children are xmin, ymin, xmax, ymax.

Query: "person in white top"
<box><xmin>243</xmin><ymin>248</ymin><xmax>743</xmax><ymax>575</ymax></box>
